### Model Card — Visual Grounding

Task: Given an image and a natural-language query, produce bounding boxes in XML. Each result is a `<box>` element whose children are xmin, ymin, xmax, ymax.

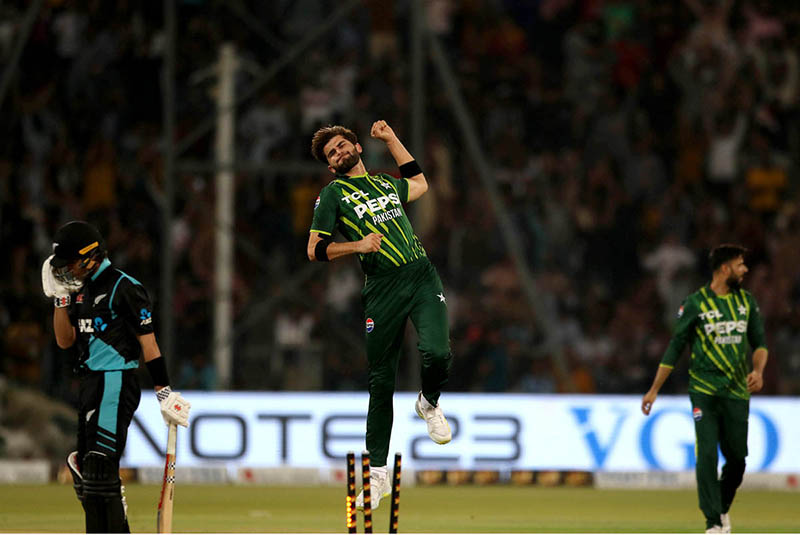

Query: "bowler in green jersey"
<box><xmin>308</xmin><ymin>121</ymin><xmax>453</xmax><ymax>510</ymax></box>
<box><xmin>642</xmin><ymin>244</ymin><xmax>768</xmax><ymax>533</ymax></box>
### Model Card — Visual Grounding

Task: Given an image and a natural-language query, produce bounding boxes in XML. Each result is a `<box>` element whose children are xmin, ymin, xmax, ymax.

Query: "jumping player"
<box><xmin>642</xmin><ymin>244</ymin><xmax>768</xmax><ymax>533</ymax></box>
<box><xmin>309</xmin><ymin>121</ymin><xmax>453</xmax><ymax>509</ymax></box>
<box><xmin>42</xmin><ymin>221</ymin><xmax>191</xmax><ymax>533</ymax></box>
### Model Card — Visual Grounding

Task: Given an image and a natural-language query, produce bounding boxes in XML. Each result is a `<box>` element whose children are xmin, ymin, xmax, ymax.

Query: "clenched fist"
<box><xmin>641</xmin><ymin>390</ymin><xmax>657</xmax><ymax>415</ymax></box>
<box><xmin>370</xmin><ymin>120</ymin><xmax>397</xmax><ymax>143</ymax></box>
<box><xmin>357</xmin><ymin>233</ymin><xmax>383</xmax><ymax>253</ymax></box>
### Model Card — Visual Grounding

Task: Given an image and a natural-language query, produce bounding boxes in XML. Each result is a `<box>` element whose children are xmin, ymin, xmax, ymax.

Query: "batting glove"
<box><xmin>41</xmin><ymin>255</ymin><xmax>78</xmax><ymax>308</ymax></box>
<box><xmin>157</xmin><ymin>386</ymin><xmax>191</xmax><ymax>427</ymax></box>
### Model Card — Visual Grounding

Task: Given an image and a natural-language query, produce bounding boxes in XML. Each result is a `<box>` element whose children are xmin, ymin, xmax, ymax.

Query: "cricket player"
<box><xmin>309</xmin><ymin>121</ymin><xmax>452</xmax><ymax>509</ymax></box>
<box><xmin>642</xmin><ymin>244</ymin><xmax>768</xmax><ymax>534</ymax></box>
<box><xmin>41</xmin><ymin>221</ymin><xmax>191</xmax><ymax>533</ymax></box>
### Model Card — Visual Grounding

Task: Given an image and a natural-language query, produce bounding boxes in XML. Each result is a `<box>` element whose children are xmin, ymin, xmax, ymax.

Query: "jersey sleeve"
<box><xmin>380</xmin><ymin>173</ymin><xmax>410</xmax><ymax>203</ymax></box>
<box><xmin>746</xmin><ymin>292</ymin><xmax>767</xmax><ymax>351</ymax></box>
<box><xmin>661</xmin><ymin>297</ymin><xmax>699</xmax><ymax>367</ymax></box>
<box><xmin>115</xmin><ymin>279</ymin><xmax>155</xmax><ymax>336</ymax></box>
<box><xmin>309</xmin><ymin>185</ymin><xmax>338</xmax><ymax>236</ymax></box>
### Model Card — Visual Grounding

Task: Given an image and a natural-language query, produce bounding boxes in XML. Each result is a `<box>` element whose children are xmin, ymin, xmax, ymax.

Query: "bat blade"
<box><xmin>157</xmin><ymin>423</ymin><xmax>178</xmax><ymax>533</ymax></box>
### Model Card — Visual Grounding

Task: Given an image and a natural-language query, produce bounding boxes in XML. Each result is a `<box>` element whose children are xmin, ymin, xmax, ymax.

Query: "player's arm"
<box><xmin>642</xmin><ymin>365</ymin><xmax>673</xmax><ymax>415</ymax></box>
<box><xmin>307</xmin><ymin>185</ymin><xmax>383</xmax><ymax>261</ymax></box>
<box><xmin>116</xmin><ymin>281</ymin><xmax>171</xmax><ymax>393</ymax></box>
<box><xmin>307</xmin><ymin>231</ymin><xmax>382</xmax><ymax>262</ymax></box>
<box><xmin>54</xmin><ymin>308</ymin><xmax>76</xmax><ymax>349</ymax></box>
<box><xmin>370</xmin><ymin>120</ymin><xmax>428</xmax><ymax>202</ymax></box>
<box><xmin>136</xmin><ymin>333</ymin><xmax>191</xmax><ymax>427</ymax></box>
<box><xmin>746</xmin><ymin>294</ymin><xmax>768</xmax><ymax>393</ymax></box>
<box><xmin>138</xmin><ymin>333</ymin><xmax>167</xmax><ymax>390</ymax></box>
<box><xmin>642</xmin><ymin>299</ymin><xmax>697</xmax><ymax>415</ymax></box>
<box><xmin>748</xmin><ymin>348</ymin><xmax>768</xmax><ymax>393</ymax></box>
<box><xmin>41</xmin><ymin>255</ymin><xmax>77</xmax><ymax>348</ymax></box>
<box><xmin>114</xmin><ymin>279</ymin><xmax>188</xmax><ymax>426</ymax></box>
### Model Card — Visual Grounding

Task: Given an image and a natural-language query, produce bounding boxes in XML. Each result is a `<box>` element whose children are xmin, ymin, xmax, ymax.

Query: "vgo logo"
<box><xmin>572</xmin><ymin>403</ymin><xmax>780</xmax><ymax>471</ymax></box>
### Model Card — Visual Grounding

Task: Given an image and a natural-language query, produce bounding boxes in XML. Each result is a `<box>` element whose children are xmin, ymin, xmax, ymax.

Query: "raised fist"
<box><xmin>370</xmin><ymin>120</ymin><xmax>396</xmax><ymax>143</ymax></box>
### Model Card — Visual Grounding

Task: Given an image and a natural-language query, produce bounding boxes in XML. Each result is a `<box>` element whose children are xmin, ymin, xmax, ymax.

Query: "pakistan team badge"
<box><xmin>366</xmin><ymin>318</ymin><xmax>374</xmax><ymax>333</ymax></box>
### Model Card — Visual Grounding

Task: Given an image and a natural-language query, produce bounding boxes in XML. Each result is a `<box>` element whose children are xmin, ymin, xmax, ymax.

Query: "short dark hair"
<box><xmin>310</xmin><ymin>125</ymin><xmax>358</xmax><ymax>163</ymax></box>
<box><xmin>709</xmin><ymin>244</ymin><xmax>748</xmax><ymax>272</ymax></box>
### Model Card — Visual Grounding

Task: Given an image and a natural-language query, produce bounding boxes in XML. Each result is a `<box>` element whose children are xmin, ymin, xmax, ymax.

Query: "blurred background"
<box><xmin>1</xmin><ymin>0</ymin><xmax>799</xmax><ymax>467</ymax></box>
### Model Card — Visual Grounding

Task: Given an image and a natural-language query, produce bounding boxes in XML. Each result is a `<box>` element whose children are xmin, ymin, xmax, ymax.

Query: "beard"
<box><xmin>727</xmin><ymin>273</ymin><xmax>743</xmax><ymax>290</ymax></box>
<box><xmin>331</xmin><ymin>151</ymin><xmax>360</xmax><ymax>173</ymax></box>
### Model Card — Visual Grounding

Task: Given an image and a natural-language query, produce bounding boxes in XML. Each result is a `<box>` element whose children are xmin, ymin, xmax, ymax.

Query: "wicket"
<box><xmin>346</xmin><ymin>452</ymin><xmax>356</xmax><ymax>533</ymax></box>
<box><xmin>389</xmin><ymin>453</ymin><xmax>401</xmax><ymax>534</ymax></box>
<box><xmin>346</xmin><ymin>451</ymin><xmax>402</xmax><ymax>533</ymax></box>
<box><xmin>361</xmin><ymin>451</ymin><xmax>372</xmax><ymax>533</ymax></box>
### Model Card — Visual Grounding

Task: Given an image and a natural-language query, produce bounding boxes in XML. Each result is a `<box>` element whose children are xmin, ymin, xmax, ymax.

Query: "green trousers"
<box><xmin>362</xmin><ymin>258</ymin><xmax>452</xmax><ymax>467</ymax></box>
<box><xmin>690</xmin><ymin>392</ymin><xmax>749</xmax><ymax>529</ymax></box>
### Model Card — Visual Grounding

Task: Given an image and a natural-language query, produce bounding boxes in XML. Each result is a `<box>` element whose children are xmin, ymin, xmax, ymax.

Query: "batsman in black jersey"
<box><xmin>42</xmin><ymin>221</ymin><xmax>191</xmax><ymax>533</ymax></box>
<box><xmin>308</xmin><ymin>121</ymin><xmax>453</xmax><ymax>510</ymax></box>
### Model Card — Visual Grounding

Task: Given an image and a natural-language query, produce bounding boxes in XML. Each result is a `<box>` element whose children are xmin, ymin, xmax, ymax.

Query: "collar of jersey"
<box><xmin>91</xmin><ymin>258</ymin><xmax>112</xmax><ymax>281</ymax></box>
<box><xmin>336</xmin><ymin>172</ymin><xmax>369</xmax><ymax>180</ymax></box>
<box><xmin>706</xmin><ymin>283</ymin><xmax>736</xmax><ymax>298</ymax></box>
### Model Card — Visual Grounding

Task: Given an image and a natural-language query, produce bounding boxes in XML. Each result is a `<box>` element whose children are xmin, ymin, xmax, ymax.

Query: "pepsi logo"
<box><xmin>692</xmin><ymin>407</ymin><xmax>702</xmax><ymax>421</ymax></box>
<box><xmin>365</xmin><ymin>318</ymin><xmax>374</xmax><ymax>333</ymax></box>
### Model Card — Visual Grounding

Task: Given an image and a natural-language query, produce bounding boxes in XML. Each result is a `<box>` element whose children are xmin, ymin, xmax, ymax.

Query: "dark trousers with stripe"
<box><xmin>362</xmin><ymin>258</ymin><xmax>452</xmax><ymax>467</ymax></box>
<box><xmin>78</xmin><ymin>370</ymin><xmax>140</xmax><ymax>532</ymax></box>
<box><xmin>690</xmin><ymin>392</ymin><xmax>749</xmax><ymax>529</ymax></box>
<box><xmin>78</xmin><ymin>370</ymin><xmax>141</xmax><ymax>462</ymax></box>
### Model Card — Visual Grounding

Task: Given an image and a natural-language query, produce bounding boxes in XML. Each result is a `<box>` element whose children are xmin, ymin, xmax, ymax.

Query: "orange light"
<box><xmin>346</xmin><ymin>495</ymin><xmax>356</xmax><ymax>528</ymax></box>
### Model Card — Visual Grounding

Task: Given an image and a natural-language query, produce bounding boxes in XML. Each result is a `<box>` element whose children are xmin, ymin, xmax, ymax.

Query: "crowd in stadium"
<box><xmin>2</xmin><ymin>0</ymin><xmax>799</xmax><ymax>434</ymax></box>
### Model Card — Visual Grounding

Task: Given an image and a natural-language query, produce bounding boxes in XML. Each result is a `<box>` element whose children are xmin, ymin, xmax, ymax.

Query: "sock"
<box><xmin>371</xmin><ymin>465</ymin><xmax>388</xmax><ymax>478</ymax></box>
<box><xmin>420</xmin><ymin>392</ymin><xmax>436</xmax><ymax>409</ymax></box>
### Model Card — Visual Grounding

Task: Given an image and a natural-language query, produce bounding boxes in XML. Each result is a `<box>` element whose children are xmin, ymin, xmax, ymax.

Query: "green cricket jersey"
<box><xmin>310</xmin><ymin>172</ymin><xmax>426</xmax><ymax>276</ymax></box>
<box><xmin>660</xmin><ymin>285</ymin><xmax>767</xmax><ymax>400</ymax></box>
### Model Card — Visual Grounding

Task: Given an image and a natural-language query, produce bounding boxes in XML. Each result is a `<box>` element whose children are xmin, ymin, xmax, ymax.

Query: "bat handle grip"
<box><xmin>166</xmin><ymin>422</ymin><xmax>178</xmax><ymax>455</ymax></box>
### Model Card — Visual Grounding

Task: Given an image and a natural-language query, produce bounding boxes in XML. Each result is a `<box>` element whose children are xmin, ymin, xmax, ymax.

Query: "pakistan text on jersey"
<box><xmin>714</xmin><ymin>335</ymin><xmax>743</xmax><ymax>344</ymax></box>
<box><xmin>372</xmin><ymin>207</ymin><xmax>403</xmax><ymax>225</ymax></box>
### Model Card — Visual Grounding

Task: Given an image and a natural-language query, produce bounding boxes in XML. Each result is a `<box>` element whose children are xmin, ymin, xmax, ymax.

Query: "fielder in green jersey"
<box><xmin>642</xmin><ymin>244</ymin><xmax>768</xmax><ymax>533</ymax></box>
<box><xmin>308</xmin><ymin>121</ymin><xmax>452</xmax><ymax>510</ymax></box>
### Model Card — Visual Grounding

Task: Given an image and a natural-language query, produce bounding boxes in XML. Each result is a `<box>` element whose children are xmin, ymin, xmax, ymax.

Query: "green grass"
<box><xmin>0</xmin><ymin>484</ymin><xmax>798</xmax><ymax>533</ymax></box>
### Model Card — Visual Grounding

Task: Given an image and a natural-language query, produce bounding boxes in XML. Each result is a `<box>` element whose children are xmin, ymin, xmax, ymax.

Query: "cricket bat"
<box><xmin>157</xmin><ymin>422</ymin><xmax>178</xmax><ymax>533</ymax></box>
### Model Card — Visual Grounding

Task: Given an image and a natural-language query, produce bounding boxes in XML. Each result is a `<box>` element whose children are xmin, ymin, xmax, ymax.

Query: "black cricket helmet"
<box><xmin>51</xmin><ymin>221</ymin><xmax>106</xmax><ymax>285</ymax></box>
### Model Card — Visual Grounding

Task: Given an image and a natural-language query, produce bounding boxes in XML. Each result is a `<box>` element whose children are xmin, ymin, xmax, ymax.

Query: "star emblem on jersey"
<box><xmin>437</xmin><ymin>293</ymin><xmax>446</xmax><ymax>303</ymax></box>
<box><xmin>380</xmin><ymin>181</ymin><xmax>392</xmax><ymax>189</ymax></box>
<box><xmin>738</xmin><ymin>305</ymin><xmax>747</xmax><ymax>316</ymax></box>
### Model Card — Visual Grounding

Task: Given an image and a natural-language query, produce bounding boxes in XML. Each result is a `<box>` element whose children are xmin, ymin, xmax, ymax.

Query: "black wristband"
<box><xmin>315</xmin><ymin>238</ymin><xmax>332</xmax><ymax>262</ymax></box>
<box><xmin>399</xmin><ymin>160</ymin><xmax>422</xmax><ymax>178</ymax></box>
<box><xmin>145</xmin><ymin>356</ymin><xmax>170</xmax><ymax>387</ymax></box>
